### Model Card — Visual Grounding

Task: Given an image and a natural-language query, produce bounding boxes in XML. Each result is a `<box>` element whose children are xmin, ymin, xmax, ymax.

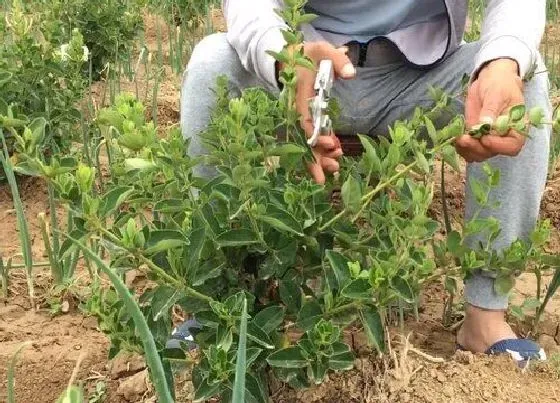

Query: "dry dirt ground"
<box><xmin>1</xmin><ymin>12</ymin><xmax>560</xmax><ymax>403</ymax></box>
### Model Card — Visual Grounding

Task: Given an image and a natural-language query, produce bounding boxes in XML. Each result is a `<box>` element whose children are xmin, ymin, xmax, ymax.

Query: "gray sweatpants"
<box><xmin>181</xmin><ymin>33</ymin><xmax>551</xmax><ymax>310</ymax></box>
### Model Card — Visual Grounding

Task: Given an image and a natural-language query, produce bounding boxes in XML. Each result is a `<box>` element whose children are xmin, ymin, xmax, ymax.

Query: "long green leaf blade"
<box><xmin>66</xmin><ymin>235</ymin><xmax>174</xmax><ymax>403</ymax></box>
<box><xmin>232</xmin><ymin>298</ymin><xmax>248</xmax><ymax>403</ymax></box>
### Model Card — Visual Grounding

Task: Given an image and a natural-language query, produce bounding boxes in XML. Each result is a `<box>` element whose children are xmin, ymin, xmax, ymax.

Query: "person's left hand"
<box><xmin>455</xmin><ymin>58</ymin><xmax>525</xmax><ymax>163</ymax></box>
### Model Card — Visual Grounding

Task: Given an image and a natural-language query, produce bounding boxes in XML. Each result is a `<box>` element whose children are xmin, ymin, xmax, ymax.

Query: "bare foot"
<box><xmin>456</xmin><ymin>304</ymin><xmax>517</xmax><ymax>353</ymax></box>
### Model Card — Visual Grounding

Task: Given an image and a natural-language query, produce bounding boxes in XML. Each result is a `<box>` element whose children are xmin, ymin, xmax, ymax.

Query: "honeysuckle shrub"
<box><xmin>11</xmin><ymin>83</ymin><xmax>559</xmax><ymax>400</ymax></box>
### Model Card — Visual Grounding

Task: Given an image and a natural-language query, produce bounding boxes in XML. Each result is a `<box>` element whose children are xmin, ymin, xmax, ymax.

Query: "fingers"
<box><xmin>480</xmin><ymin>131</ymin><xmax>525</xmax><ymax>156</ymax></box>
<box><xmin>307</xmin><ymin>155</ymin><xmax>340</xmax><ymax>185</ymax></box>
<box><xmin>330</xmin><ymin>47</ymin><xmax>356</xmax><ymax>79</ymax></box>
<box><xmin>307</xmin><ymin>161</ymin><xmax>326</xmax><ymax>185</ymax></box>
<box><xmin>465</xmin><ymin>82</ymin><xmax>483</xmax><ymax>128</ymax></box>
<box><xmin>455</xmin><ymin>135</ymin><xmax>495</xmax><ymax>162</ymax></box>
<box><xmin>308</xmin><ymin>42</ymin><xmax>356</xmax><ymax>80</ymax></box>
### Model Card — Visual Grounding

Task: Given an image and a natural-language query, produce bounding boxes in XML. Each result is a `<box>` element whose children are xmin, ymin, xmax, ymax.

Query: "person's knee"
<box><xmin>184</xmin><ymin>33</ymin><xmax>242</xmax><ymax>87</ymax></box>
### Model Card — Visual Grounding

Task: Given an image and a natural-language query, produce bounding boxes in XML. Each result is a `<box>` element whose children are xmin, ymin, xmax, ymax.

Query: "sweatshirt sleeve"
<box><xmin>223</xmin><ymin>0</ymin><xmax>288</xmax><ymax>91</ymax></box>
<box><xmin>474</xmin><ymin>0</ymin><xmax>546</xmax><ymax>80</ymax></box>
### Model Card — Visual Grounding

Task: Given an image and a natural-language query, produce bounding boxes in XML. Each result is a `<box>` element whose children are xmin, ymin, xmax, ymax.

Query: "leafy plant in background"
<box><xmin>148</xmin><ymin>0</ymin><xmax>221</xmax><ymax>27</ymax></box>
<box><xmin>0</xmin><ymin>1</ymin><xmax>88</xmax><ymax>163</ymax></box>
<box><xmin>37</xmin><ymin>0</ymin><xmax>144</xmax><ymax>79</ymax></box>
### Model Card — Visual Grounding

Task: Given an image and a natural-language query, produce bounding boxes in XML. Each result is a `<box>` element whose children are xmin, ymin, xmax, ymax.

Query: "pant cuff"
<box><xmin>464</xmin><ymin>273</ymin><xmax>509</xmax><ymax>310</ymax></box>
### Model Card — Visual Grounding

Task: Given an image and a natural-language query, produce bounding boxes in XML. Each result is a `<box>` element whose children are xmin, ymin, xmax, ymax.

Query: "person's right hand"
<box><xmin>277</xmin><ymin>42</ymin><xmax>356</xmax><ymax>184</ymax></box>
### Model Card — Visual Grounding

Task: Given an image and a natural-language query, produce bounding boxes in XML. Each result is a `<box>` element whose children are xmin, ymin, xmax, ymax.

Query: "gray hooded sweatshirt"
<box><xmin>223</xmin><ymin>0</ymin><xmax>546</xmax><ymax>91</ymax></box>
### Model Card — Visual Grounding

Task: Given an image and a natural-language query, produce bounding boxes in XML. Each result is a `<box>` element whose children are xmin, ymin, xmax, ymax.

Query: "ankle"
<box><xmin>457</xmin><ymin>304</ymin><xmax>517</xmax><ymax>353</ymax></box>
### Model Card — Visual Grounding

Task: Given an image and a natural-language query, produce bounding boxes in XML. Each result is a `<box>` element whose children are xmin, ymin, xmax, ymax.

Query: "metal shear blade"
<box><xmin>308</xmin><ymin>59</ymin><xmax>334</xmax><ymax>147</ymax></box>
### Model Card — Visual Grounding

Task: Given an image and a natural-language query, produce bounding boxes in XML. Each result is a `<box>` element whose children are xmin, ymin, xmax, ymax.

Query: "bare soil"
<box><xmin>1</xmin><ymin>11</ymin><xmax>560</xmax><ymax>403</ymax></box>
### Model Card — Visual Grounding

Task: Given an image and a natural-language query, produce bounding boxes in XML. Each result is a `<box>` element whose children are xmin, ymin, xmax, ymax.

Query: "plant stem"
<box><xmin>95</xmin><ymin>226</ymin><xmax>214</xmax><ymax>304</ymax></box>
<box><xmin>38</xmin><ymin>213</ymin><xmax>61</xmax><ymax>284</ymax></box>
<box><xmin>319</xmin><ymin>137</ymin><xmax>456</xmax><ymax>231</ymax></box>
<box><xmin>48</xmin><ymin>183</ymin><xmax>60</xmax><ymax>261</ymax></box>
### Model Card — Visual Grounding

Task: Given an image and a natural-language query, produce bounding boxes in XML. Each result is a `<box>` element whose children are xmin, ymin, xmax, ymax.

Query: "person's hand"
<box><xmin>456</xmin><ymin>58</ymin><xmax>525</xmax><ymax>162</ymax></box>
<box><xmin>278</xmin><ymin>42</ymin><xmax>356</xmax><ymax>184</ymax></box>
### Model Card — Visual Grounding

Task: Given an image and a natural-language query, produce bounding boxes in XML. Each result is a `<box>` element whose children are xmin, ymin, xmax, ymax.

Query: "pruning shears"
<box><xmin>307</xmin><ymin>59</ymin><xmax>334</xmax><ymax>148</ymax></box>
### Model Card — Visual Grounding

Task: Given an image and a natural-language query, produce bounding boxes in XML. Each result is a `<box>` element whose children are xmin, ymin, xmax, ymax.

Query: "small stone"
<box><xmin>117</xmin><ymin>369</ymin><xmax>149</xmax><ymax>402</ymax></box>
<box><xmin>453</xmin><ymin>350</ymin><xmax>475</xmax><ymax>364</ymax></box>
<box><xmin>82</xmin><ymin>316</ymin><xmax>99</xmax><ymax>330</ymax></box>
<box><xmin>109</xmin><ymin>352</ymin><xmax>147</xmax><ymax>380</ymax></box>
<box><xmin>443</xmin><ymin>385</ymin><xmax>454</xmax><ymax>398</ymax></box>
<box><xmin>61</xmin><ymin>300</ymin><xmax>70</xmax><ymax>313</ymax></box>
<box><xmin>436</xmin><ymin>372</ymin><xmax>447</xmax><ymax>383</ymax></box>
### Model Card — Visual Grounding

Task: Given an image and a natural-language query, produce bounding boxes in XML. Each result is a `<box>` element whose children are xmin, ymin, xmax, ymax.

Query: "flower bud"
<box><xmin>76</xmin><ymin>163</ymin><xmax>95</xmax><ymax>193</ymax></box>
<box><xmin>528</xmin><ymin>107</ymin><xmax>545</xmax><ymax>127</ymax></box>
<box><xmin>493</xmin><ymin>115</ymin><xmax>510</xmax><ymax>135</ymax></box>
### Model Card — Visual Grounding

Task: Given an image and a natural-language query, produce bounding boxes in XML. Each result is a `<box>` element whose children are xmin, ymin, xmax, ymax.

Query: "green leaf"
<box><xmin>309</xmin><ymin>358</ymin><xmax>328</xmax><ymax>384</ymax></box>
<box><xmin>358</xmin><ymin>134</ymin><xmax>381</xmax><ymax>173</ymax></box>
<box><xmin>509</xmin><ymin>105</ymin><xmax>526</xmax><ymax>122</ymax></box>
<box><xmin>196</xmin><ymin>311</ymin><xmax>221</xmax><ymax>328</ymax></box>
<box><xmin>494</xmin><ymin>275</ymin><xmax>515</xmax><ymax>295</ymax></box>
<box><xmin>247</xmin><ymin>323</ymin><xmax>275</xmax><ymax>350</ymax></box>
<box><xmin>424</xmin><ymin>117</ymin><xmax>438</xmax><ymax>143</ymax></box>
<box><xmin>193</xmin><ymin>379</ymin><xmax>221</xmax><ymax>402</ymax></box>
<box><xmin>446</xmin><ymin>231</ymin><xmax>463</xmax><ymax>255</ymax></box>
<box><xmin>469</xmin><ymin>178</ymin><xmax>488</xmax><ymax>205</ymax></box>
<box><xmin>296</xmin><ymin>300</ymin><xmax>323</xmax><ymax>331</ymax></box>
<box><xmin>233</xmin><ymin>298</ymin><xmax>248</xmax><ymax>403</ymax></box>
<box><xmin>325</xmin><ymin>250</ymin><xmax>351</xmax><ymax>289</ymax></box>
<box><xmin>124</xmin><ymin>157</ymin><xmax>157</xmax><ymax>171</ymax></box>
<box><xmin>442</xmin><ymin>145</ymin><xmax>461</xmax><ymax>172</ymax></box>
<box><xmin>216</xmin><ymin>229</ymin><xmax>260</xmax><ymax>248</ymax></box>
<box><xmin>151</xmin><ymin>286</ymin><xmax>182</xmax><ymax>321</ymax></box>
<box><xmin>259</xmin><ymin>205</ymin><xmax>303</xmax><ymax>236</ymax></box>
<box><xmin>56</xmin><ymin>386</ymin><xmax>84</xmax><ymax>403</ymax></box>
<box><xmin>415</xmin><ymin>152</ymin><xmax>430</xmax><ymax>174</ymax></box>
<box><xmin>279</xmin><ymin>279</ymin><xmax>302</xmax><ymax>314</ymax></box>
<box><xmin>391</xmin><ymin>277</ymin><xmax>415</xmax><ymax>303</ymax></box>
<box><xmin>244</xmin><ymin>373</ymin><xmax>268</xmax><ymax>403</ymax></box>
<box><xmin>99</xmin><ymin>186</ymin><xmax>134</xmax><ymax>217</ymax></box>
<box><xmin>328</xmin><ymin>342</ymin><xmax>355</xmax><ymax>371</ymax></box>
<box><xmin>0</xmin><ymin>70</ymin><xmax>13</xmax><ymax>86</ymax></box>
<box><xmin>266</xmin><ymin>347</ymin><xmax>308</xmax><ymax>369</ymax></box>
<box><xmin>253</xmin><ymin>306</ymin><xmax>285</xmax><ymax>334</ymax></box>
<box><xmin>145</xmin><ymin>230</ymin><xmax>188</xmax><ymax>254</ymax></box>
<box><xmin>341</xmin><ymin>174</ymin><xmax>362</xmax><ymax>214</ymax></box>
<box><xmin>153</xmin><ymin>199</ymin><xmax>188</xmax><ymax>213</ymax></box>
<box><xmin>341</xmin><ymin>278</ymin><xmax>371</xmax><ymax>300</ymax></box>
<box><xmin>246</xmin><ymin>348</ymin><xmax>263</xmax><ymax>367</ymax></box>
<box><xmin>185</xmin><ymin>227</ymin><xmax>206</xmax><ymax>278</ymax></box>
<box><xmin>360</xmin><ymin>306</ymin><xmax>385</xmax><ymax>353</ymax></box>
<box><xmin>269</xmin><ymin>143</ymin><xmax>306</xmax><ymax>156</ymax></box>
